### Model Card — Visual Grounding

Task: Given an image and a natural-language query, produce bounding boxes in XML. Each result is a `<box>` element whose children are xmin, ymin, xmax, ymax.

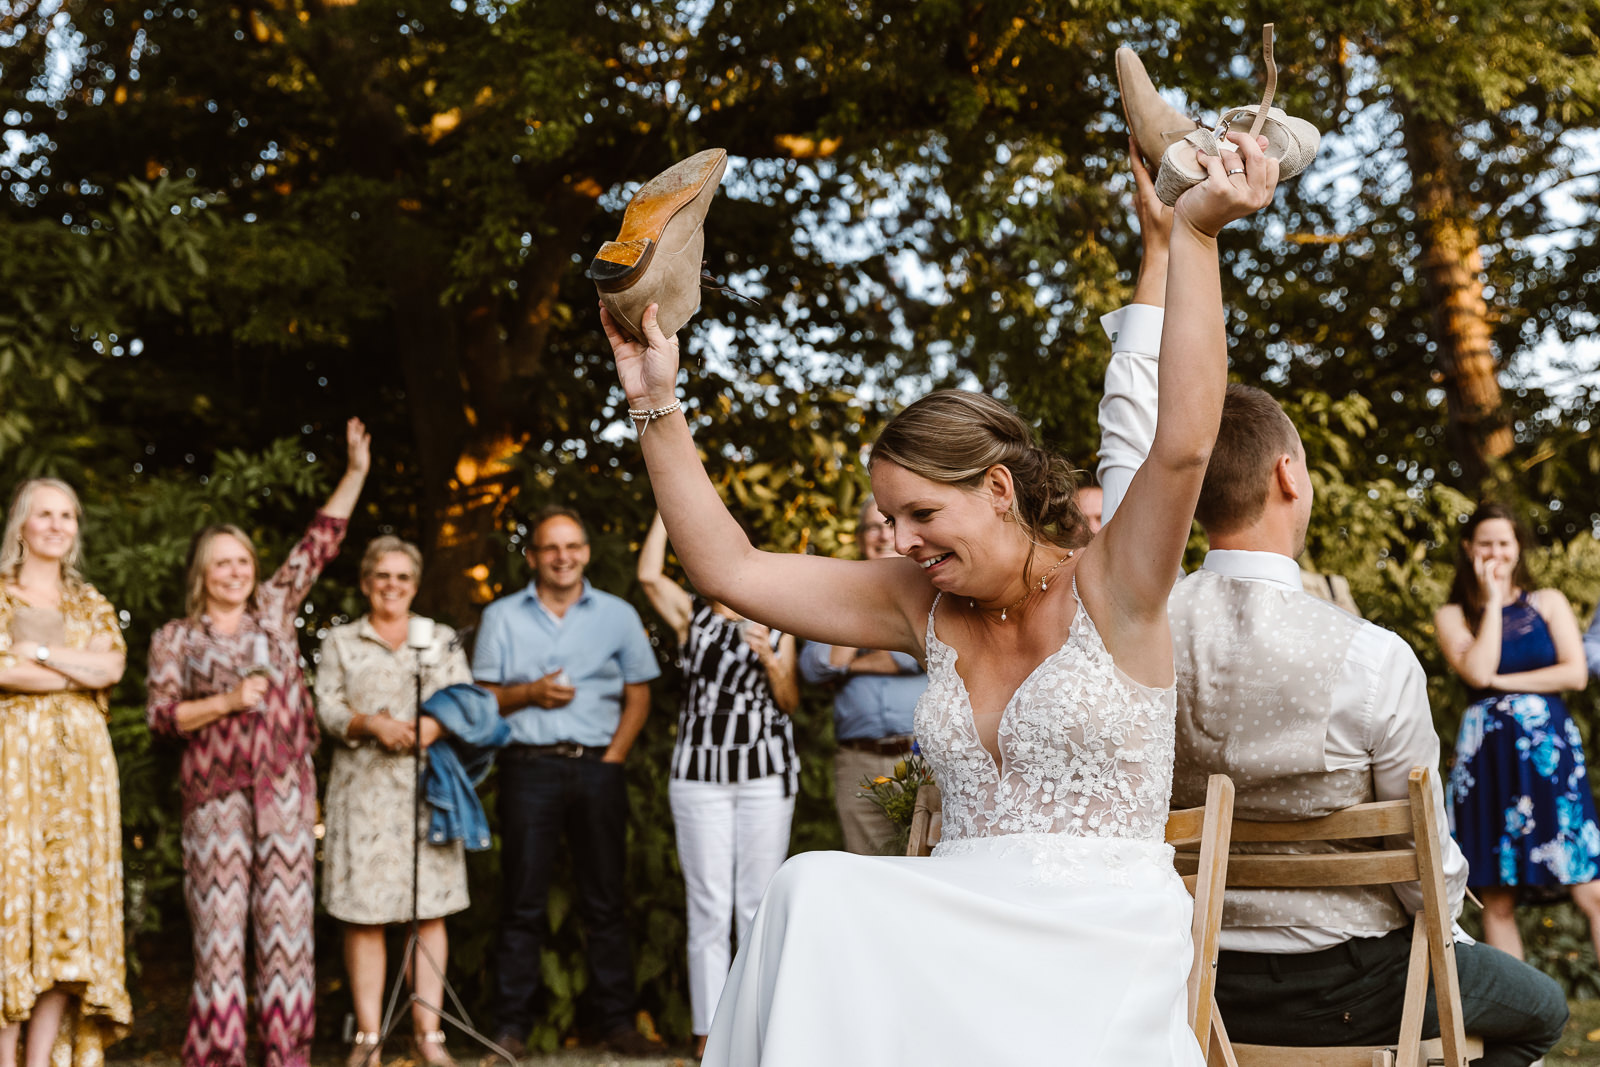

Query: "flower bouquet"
<box><xmin>858</xmin><ymin>744</ymin><xmax>935</xmax><ymax>855</ymax></box>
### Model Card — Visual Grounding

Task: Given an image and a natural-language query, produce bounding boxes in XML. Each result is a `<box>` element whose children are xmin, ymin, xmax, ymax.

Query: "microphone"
<box><xmin>407</xmin><ymin>617</ymin><xmax>437</xmax><ymax>667</ymax></box>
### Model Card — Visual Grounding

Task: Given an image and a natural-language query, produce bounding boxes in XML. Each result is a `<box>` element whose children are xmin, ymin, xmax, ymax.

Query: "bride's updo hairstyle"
<box><xmin>870</xmin><ymin>390</ymin><xmax>1090</xmax><ymax>555</ymax></box>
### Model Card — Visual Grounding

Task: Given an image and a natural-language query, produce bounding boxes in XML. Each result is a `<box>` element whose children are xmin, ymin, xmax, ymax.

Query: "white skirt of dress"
<box><xmin>702</xmin><ymin>832</ymin><xmax>1205</xmax><ymax>1067</ymax></box>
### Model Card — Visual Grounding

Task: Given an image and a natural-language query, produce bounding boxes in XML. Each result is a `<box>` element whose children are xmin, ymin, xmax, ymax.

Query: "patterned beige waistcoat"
<box><xmin>1168</xmin><ymin>569</ymin><xmax>1407</xmax><ymax>938</ymax></box>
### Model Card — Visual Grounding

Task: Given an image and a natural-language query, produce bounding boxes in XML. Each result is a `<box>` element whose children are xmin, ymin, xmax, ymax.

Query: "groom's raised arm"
<box><xmin>1097</xmin><ymin>145</ymin><xmax>1175</xmax><ymax>526</ymax></box>
<box><xmin>1097</xmin><ymin>304</ymin><xmax>1164</xmax><ymax>525</ymax></box>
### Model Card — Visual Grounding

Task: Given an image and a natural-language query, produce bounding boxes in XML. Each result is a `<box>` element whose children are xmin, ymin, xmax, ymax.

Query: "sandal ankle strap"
<box><xmin>353</xmin><ymin>1031</ymin><xmax>383</xmax><ymax>1046</ymax></box>
<box><xmin>417</xmin><ymin>1029</ymin><xmax>447</xmax><ymax>1044</ymax></box>
<box><xmin>1249</xmin><ymin>24</ymin><xmax>1277</xmax><ymax>139</ymax></box>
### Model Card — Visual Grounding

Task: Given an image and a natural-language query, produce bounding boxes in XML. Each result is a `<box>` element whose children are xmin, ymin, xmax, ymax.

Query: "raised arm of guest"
<box><xmin>255</xmin><ymin>418</ymin><xmax>368</xmax><ymax>627</ymax></box>
<box><xmin>636</xmin><ymin>510</ymin><xmax>694</xmax><ymax>644</ymax></box>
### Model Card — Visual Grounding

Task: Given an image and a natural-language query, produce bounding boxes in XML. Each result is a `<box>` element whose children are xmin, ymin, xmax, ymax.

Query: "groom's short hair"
<box><xmin>1194</xmin><ymin>384</ymin><xmax>1300</xmax><ymax>536</ymax></box>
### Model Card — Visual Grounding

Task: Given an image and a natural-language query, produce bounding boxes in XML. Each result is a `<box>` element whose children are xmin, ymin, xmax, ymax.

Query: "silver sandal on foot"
<box><xmin>415</xmin><ymin>1029</ymin><xmax>458</xmax><ymax>1067</ymax></box>
<box><xmin>347</xmin><ymin>1031</ymin><xmax>383</xmax><ymax>1067</ymax></box>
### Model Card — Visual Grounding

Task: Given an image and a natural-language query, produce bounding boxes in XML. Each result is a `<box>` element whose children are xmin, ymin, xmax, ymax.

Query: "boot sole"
<box><xmin>588</xmin><ymin>148</ymin><xmax>728</xmax><ymax>293</ymax></box>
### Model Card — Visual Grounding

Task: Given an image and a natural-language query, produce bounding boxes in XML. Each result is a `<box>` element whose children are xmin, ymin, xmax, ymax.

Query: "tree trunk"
<box><xmin>391</xmin><ymin>266</ymin><xmax>514</xmax><ymax>628</ymax></box>
<box><xmin>394</xmin><ymin>181</ymin><xmax>601</xmax><ymax>629</ymax></box>
<box><xmin>1402</xmin><ymin>113</ymin><xmax>1513</xmax><ymax>482</ymax></box>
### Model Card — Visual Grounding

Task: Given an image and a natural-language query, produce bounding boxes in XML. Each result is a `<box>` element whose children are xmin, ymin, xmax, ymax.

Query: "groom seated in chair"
<box><xmin>1097</xmin><ymin>150</ymin><xmax>1567</xmax><ymax>1067</ymax></box>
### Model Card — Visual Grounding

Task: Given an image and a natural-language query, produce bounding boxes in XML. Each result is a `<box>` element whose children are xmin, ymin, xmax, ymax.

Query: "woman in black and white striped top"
<box><xmin>637</xmin><ymin>512</ymin><xmax>798</xmax><ymax>1054</ymax></box>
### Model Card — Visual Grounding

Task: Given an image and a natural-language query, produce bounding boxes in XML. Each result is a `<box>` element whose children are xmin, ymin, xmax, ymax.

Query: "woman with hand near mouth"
<box><xmin>146</xmin><ymin>418</ymin><xmax>370</xmax><ymax>1067</ymax></box>
<box><xmin>0</xmin><ymin>479</ymin><xmax>130</xmax><ymax>1067</ymax></box>
<box><xmin>316</xmin><ymin>536</ymin><xmax>472</xmax><ymax>1067</ymax></box>
<box><xmin>600</xmin><ymin>133</ymin><xmax>1279</xmax><ymax>1064</ymax></box>
<box><xmin>1437</xmin><ymin>502</ymin><xmax>1599</xmax><ymax>961</ymax></box>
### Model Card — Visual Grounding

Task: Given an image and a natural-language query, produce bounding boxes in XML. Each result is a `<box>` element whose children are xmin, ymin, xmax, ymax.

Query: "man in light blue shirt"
<box><xmin>474</xmin><ymin>505</ymin><xmax>660</xmax><ymax>1056</ymax></box>
<box><xmin>800</xmin><ymin>496</ymin><xmax>927</xmax><ymax>854</ymax></box>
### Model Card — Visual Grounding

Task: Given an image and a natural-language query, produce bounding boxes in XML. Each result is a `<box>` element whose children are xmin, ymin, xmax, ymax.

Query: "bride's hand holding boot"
<box><xmin>601</xmin><ymin>301</ymin><xmax>681</xmax><ymax>417</ymax></box>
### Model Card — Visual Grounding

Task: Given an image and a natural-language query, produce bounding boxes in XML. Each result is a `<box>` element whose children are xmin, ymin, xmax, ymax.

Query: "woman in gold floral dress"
<box><xmin>0</xmin><ymin>479</ymin><xmax>130</xmax><ymax>1067</ymax></box>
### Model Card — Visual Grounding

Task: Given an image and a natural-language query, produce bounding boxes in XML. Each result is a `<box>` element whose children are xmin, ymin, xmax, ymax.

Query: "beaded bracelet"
<box><xmin>627</xmin><ymin>398</ymin><xmax>682</xmax><ymax>437</ymax></box>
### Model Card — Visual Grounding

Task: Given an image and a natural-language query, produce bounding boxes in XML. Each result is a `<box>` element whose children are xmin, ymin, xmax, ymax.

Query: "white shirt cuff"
<box><xmin>1099</xmin><ymin>303</ymin><xmax>1165</xmax><ymax>358</ymax></box>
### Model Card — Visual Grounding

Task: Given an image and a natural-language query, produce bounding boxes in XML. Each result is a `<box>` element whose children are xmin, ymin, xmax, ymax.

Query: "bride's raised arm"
<box><xmin>1077</xmin><ymin>133</ymin><xmax>1278</xmax><ymax>659</ymax></box>
<box><xmin>600</xmin><ymin>306</ymin><xmax>928</xmax><ymax>655</ymax></box>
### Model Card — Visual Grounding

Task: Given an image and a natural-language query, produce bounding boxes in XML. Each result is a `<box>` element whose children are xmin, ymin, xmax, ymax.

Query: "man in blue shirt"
<box><xmin>799</xmin><ymin>496</ymin><xmax>928</xmax><ymax>854</ymax></box>
<box><xmin>474</xmin><ymin>505</ymin><xmax>660</xmax><ymax>1056</ymax></box>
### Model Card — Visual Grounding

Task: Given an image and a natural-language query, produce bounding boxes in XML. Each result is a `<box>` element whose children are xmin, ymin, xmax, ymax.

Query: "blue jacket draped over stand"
<box><xmin>420</xmin><ymin>683</ymin><xmax>509</xmax><ymax>851</ymax></box>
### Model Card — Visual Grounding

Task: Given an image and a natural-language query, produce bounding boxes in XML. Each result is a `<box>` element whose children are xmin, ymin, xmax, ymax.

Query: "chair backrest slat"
<box><xmin>1165</xmin><ymin>805</ymin><xmax>1207</xmax><ymax>846</ymax></box>
<box><xmin>1225</xmin><ymin>850</ymin><xmax>1420</xmax><ymax>888</ymax></box>
<box><xmin>1229</xmin><ymin>801</ymin><xmax>1413</xmax><ymax>843</ymax></box>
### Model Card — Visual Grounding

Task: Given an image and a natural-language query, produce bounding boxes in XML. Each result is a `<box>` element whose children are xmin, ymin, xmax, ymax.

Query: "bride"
<box><xmin>600</xmin><ymin>134</ymin><xmax>1277</xmax><ymax>1064</ymax></box>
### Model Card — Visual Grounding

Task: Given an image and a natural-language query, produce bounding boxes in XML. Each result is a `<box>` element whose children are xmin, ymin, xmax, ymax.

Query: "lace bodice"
<box><xmin>913</xmin><ymin>585</ymin><xmax>1177</xmax><ymax>845</ymax></box>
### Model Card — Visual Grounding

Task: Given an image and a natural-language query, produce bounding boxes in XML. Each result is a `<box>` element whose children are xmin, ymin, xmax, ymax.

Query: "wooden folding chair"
<box><xmin>1214</xmin><ymin>767</ymin><xmax>1481</xmax><ymax>1067</ymax></box>
<box><xmin>905</xmin><ymin>781</ymin><xmax>942</xmax><ymax>857</ymax></box>
<box><xmin>904</xmin><ymin>775</ymin><xmax>1238</xmax><ymax>1061</ymax></box>
<box><xmin>1167</xmin><ymin>774</ymin><xmax>1237</xmax><ymax>1064</ymax></box>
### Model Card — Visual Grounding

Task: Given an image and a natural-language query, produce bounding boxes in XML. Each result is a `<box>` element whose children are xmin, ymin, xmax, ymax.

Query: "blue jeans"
<box><xmin>492</xmin><ymin>755</ymin><xmax>635</xmax><ymax>1038</ymax></box>
<box><xmin>1215</xmin><ymin>927</ymin><xmax>1567</xmax><ymax>1067</ymax></box>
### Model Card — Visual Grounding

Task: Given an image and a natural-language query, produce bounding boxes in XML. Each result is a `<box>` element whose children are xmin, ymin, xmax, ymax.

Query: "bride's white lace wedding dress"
<box><xmin>702</xmin><ymin>588</ymin><xmax>1205</xmax><ymax>1065</ymax></box>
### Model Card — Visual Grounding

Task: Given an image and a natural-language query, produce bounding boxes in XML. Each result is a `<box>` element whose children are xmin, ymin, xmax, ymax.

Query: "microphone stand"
<box><xmin>365</xmin><ymin>622</ymin><xmax>515</xmax><ymax>1066</ymax></box>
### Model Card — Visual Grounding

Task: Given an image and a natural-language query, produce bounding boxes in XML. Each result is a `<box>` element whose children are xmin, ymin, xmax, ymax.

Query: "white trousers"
<box><xmin>668</xmin><ymin>774</ymin><xmax>796</xmax><ymax>1036</ymax></box>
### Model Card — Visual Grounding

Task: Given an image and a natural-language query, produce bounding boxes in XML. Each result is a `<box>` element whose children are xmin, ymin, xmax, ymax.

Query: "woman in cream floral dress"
<box><xmin>0</xmin><ymin>479</ymin><xmax>130</xmax><ymax>1067</ymax></box>
<box><xmin>317</xmin><ymin>536</ymin><xmax>472</xmax><ymax>1066</ymax></box>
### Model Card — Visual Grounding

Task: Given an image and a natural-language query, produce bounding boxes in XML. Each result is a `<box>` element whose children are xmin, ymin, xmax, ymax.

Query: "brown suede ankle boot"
<box><xmin>1115</xmin><ymin>47</ymin><xmax>1198</xmax><ymax>170</ymax></box>
<box><xmin>588</xmin><ymin>148</ymin><xmax>728</xmax><ymax>342</ymax></box>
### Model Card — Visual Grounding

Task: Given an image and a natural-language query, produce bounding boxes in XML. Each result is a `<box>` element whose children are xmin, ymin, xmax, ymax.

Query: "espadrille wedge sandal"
<box><xmin>1150</xmin><ymin>24</ymin><xmax>1321</xmax><ymax>207</ymax></box>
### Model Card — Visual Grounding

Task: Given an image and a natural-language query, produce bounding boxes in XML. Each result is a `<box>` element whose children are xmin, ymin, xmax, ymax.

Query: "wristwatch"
<box><xmin>34</xmin><ymin>645</ymin><xmax>50</xmax><ymax>664</ymax></box>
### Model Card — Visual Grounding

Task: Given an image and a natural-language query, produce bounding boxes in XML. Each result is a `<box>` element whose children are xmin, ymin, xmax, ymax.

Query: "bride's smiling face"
<box><xmin>870</xmin><ymin>460</ymin><xmax>1015</xmax><ymax>594</ymax></box>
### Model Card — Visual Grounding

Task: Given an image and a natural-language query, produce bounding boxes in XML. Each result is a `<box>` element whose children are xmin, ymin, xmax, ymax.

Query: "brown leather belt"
<box><xmin>837</xmin><ymin>736</ymin><xmax>914</xmax><ymax>757</ymax></box>
<box><xmin>502</xmin><ymin>742</ymin><xmax>604</xmax><ymax>762</ymax></box>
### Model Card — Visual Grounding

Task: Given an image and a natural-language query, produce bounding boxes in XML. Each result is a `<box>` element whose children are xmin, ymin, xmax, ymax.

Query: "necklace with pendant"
<box><xmin>972</xmin><ymin>549</ymin><xmax>1075</xmax><ymax>621</ymax></box>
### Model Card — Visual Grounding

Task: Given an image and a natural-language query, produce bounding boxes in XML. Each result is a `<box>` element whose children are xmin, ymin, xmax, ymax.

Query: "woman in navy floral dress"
<box><xmin>1437</xmin><ymin>502</ymin><xmax>1598</xmax><ymax>959</ymax></box>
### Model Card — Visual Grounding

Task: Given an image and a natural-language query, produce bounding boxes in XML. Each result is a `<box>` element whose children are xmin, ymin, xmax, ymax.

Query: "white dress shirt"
<box><xmin>1096</xmin><ymin>303</ymin><xmax>1470</xmax><ymax>953</ymax></box>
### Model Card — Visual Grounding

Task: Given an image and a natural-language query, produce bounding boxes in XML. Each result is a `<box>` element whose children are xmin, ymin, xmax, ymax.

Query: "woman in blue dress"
<box><xmin>1437</xmin><ymin>501</ymin><xmax>1598</xmax><ymax>959</ymax></box>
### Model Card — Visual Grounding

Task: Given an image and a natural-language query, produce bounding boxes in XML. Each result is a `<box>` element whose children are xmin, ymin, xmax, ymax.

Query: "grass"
<box><xmin>99</xmin><ymin>1005</ymin><xmax>1600</xmax><ymax>1065</ymax></box>
<box><xmin>1552</xmin><ymin>999</ymin><xmax>1600</xmax><ymax>1063</ymax></box>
